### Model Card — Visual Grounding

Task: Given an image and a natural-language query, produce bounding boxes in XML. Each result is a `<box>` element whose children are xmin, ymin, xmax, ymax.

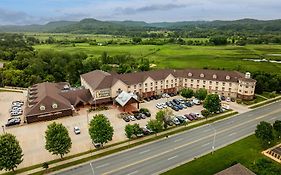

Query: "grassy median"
<box><xmin>162</xmin><ymin>135</ymin><xmax>281</xmax><ymax>175</ymax></box>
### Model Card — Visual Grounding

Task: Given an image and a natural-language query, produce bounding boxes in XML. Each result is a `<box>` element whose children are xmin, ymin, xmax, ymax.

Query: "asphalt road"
<box><xmin>56</xmin><ymin>101</ymin><xmax>281</xmax><ymax>175</ymax></box>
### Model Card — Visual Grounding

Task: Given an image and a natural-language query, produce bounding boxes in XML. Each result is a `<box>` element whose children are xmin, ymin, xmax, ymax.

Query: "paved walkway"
<box><xmin>14</xmin><ymin>111</ymin><xmax>236</xmax><ymax>175</ymax></box>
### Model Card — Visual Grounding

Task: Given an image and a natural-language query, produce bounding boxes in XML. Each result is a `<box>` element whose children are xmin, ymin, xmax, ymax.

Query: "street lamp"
<box><xmin>208</xmin><ymin>124</ymin><xmax>216</xmax><ymax>155</ymax></box>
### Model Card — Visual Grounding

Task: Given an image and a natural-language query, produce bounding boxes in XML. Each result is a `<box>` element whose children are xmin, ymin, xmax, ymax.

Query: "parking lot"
<box><xmin>0</xmin><ymin>91</ymin><xmax>250</xmax><ymax>169</ymax></box>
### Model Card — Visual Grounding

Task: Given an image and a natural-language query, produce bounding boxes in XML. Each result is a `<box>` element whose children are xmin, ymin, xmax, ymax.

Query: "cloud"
<box><xmin>115</xmin><ymin>3</ymin><xmax>188</xmax><ymax>15</ymax></box>
<box><xmin>0</xmin><ymin>8</ymin><xmax>35</xmax><ymax>25</ymax></box>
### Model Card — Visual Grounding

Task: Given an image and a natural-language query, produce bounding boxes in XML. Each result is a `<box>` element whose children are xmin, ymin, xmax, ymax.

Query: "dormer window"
<box><xmin>200</xmin><ymin>73</ymin><xmax>205</xmax><ymax>78</ymax></box>
<box><xmin>226</xmin><ymin>75</ymin><xmax>230</xmax><ymax>80</ymax></box>
<box><xmin>188</xmin><ymin>73</ymin><xmax>192</xmax><ymax>77</ymax></box>
<box><xmin>40</xmin><ymin>105</ymin><xmax>46</xmax><ymax>111</ymax></box>
<box><xmin>213</xmin><ymin>74</ymin><xmax>217</xmax><ymax>79</ymax></box>
<box><xmin>52</xmin><ymin>103</ymin><xmax>58</xmax><ymax>109</ymax></box>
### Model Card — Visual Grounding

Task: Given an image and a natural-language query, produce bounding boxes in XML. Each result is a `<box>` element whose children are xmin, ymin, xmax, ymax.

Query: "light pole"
<box><xmin>208</xmin><ymin>124</ymin><xmax>216</xmax><ymax>155</ymax></box>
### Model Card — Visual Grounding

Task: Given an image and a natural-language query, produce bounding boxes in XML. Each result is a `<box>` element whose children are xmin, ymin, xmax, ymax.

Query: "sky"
<box><xmin>0</xmin><ymin>0</ymin><xmax>281</xmax><ymax>25</ymax></box>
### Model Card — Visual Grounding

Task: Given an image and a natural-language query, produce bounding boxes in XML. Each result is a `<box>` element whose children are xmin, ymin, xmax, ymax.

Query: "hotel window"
<box><xmin>197</xmin><ymin>80</ymin><xmax>200</xmax><ymax>83</ymax></box>
<box><xmin>209</xmin><ymin>86</ymin><xmax>212</xmax><ymax>89</ymax></box>
<box><xmin>145</xmin><ymin>83</ymin><xmax>147</xmax><ymax>87</ymax></box>
<box><xmin>145</xmin><ymin>88</ymin><xmax>147</xmax><ymax>92</ymax></box>
<box><xmin>134</xmin><ymin>85</ymin><xmax>136</xmax><ymax>89</ymax></box>
<box><xmin>161</xmin><ymin>81</ymin><xmax>163</xmax><ymax>84</ymax></box>
<box><xmin>155</xmin><ymin>82</ymin><xmax>158</xmax><ymax>85</ymax></box>
<box><xmin>246</xmin><ymin>86</ymin><xmax>248</xmax><ymax>88</ymax></box>
<box><xmin>245</xmin><ymin>91</ymin><xmax>248</xmax><ymax>93</ymax></box>
<box><xmin>251</xmin><ymin>91</ymin><xmax>253</xmax><ymax>93</ymax></box>
<box><xmin>185</xmin><ymin>79</ymin><xmax>187</xmax><ymax>82</ymax></box>
<box><xmin>166</xmin><ymin>80</ymin><xmax>168</xmax><ymax>83</ymax></box>
<box><xmin>166</xmin><ymin>85</ymin><xmax>168</xmax><ymax>88</ymax></box>
<box><xmin>239</xmin><ymin>90</ymin><xmax>242</xmax><ymax>92</ymax></box>
<box><xmin>209</xmin><ymin>81</ymin><xmax>212</xmax><ymax>84</ymax></box>
<box><xmin>240</xmin><ymin>85</ymin><xmax>242</xmax><ymax>87</ymax></box>
<box><xmin>171</xmin><ymin>80</ymin><xmax>173</xmax><ymax>83</ymax></box>
<box><xmin>252</xmin><ymin>86</ymin><xmax>254</xmax><ymax>88</ymax></box>
<box><xmin>128</xmin><ymin>91</ymin><xmax>131</xmax><ymax>93</ymax></box>
<box><xmin>203</xmin><ymin>80</ymin><xmax>206</xmax><ymax>84</ymax></box>
<box><xmin>216</xmin><ymin>87</ymin><xmax>218</xmax><ymax>90</ymax></box>
<box><xmin>229</xmin><ymin>88</ymin><xmax>231</xmax><ymax>91</ymax></box>
<box><xmin>151</xmin><ymin>87</ymin><xmax>153</xmax><ymax>91</ymax></box>
<box><xmin>139</xmin><ymin>83</ymin><xmax>142</xmax><ymax>87</ymax></box>
<box><xmin>197</xmin><ymin>85</ymin><xmax>199</xmax><ymax>88</ymax></box>
<box><xmin>185</xmin><ymin>83</ymin><xmax>187</xmax><ymax>87</ymax></box>
<box><xmin>175</xmin><ymin>83</ymin><xmax>177</xmax><ymax>86</ymax></box>
<box><xmin>191</xmin><ymin>79</ymin><xmax>194</xmax><ymax>83</ymax></box>
<box><xmin>128</xmin><ymin>85</ymin><xmax>130</xmax><ymax>88</ymax></box>
<box><xmin>222</xmin><ymin>87</ymin><xmax>225</xmax><ymax>91</ymax></box>
<box><xmin>229</xmin><ymin>83</ymin><xmax>232</xmax><ymax>87</ymax></box>
<box><xmin>155</xmin><ymin>86</ymin><xmax>158</xmax><ymax>89</ymax></box>
<box><xmin>171</xmin><ymin>84</ymin><xmax>173</xmax><ymax>87</ymax></box>
<box><xmin>161</xmin><ymin>85</ymin><xmax>163</xmax><ymax>89</ymax></box>
<box><xmin>222</xmin><ymin>82</ymin><xmax>225</xmax><ymax>86</ymax></box>
<box><xmin>151</xmin><ymin>82</ymin><xmax>153</xmax><ymax>86</ymax></box>
<box><xmin>203</xmin><ymin>85</ymin><xmax>205</xmax><ymax>88</ymax></box>
<box><xmin>175</xmin><ymin>79</ymin><xmax>177</xmax><ymax>82</ymax></box>
<box><xmin>134</xmin><ymin>90</ymin><xmax>136</xmax><ymax>93</ymax></box>
<box><xmin>216</xmin><ymin>82</ymin><xmax>219</xmax><ymax>85</ymax></box>
<box><xmin>191</xmin><ymin>84</ymin><xmax>193</xmax><ymax>87</ymax></box>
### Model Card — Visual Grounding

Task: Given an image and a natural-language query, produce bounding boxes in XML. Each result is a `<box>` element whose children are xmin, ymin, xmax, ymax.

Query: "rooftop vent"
<box><xmin>245</xmin><ymin>72</ymin><xmax>251</xmax><ymax>79</ymax></box>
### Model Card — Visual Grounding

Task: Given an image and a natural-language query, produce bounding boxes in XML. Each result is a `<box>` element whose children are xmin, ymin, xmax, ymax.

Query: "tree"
<box><xmin>203</xmin><ymin>94</ymin><xmax>221</xmax><ymax>113</ymax></box>
<box><xmin>156</xmin><ymin>110</ymin><xmax>172</xmax><ymax>129</ymax></box>
<box><xmin>125</xmin><ymin>124</ymin><xmax>134</xmax><ymax>139</ymax></box>
<box><xmin>201</xmin><ymin>109</ymin><xmax>211</xmax><ymax>118</ymax></box>
<box><xmin>147</xmin><ymin>119</ymin><xmax>163</xmax><ymax>135</ymax></box>
<box><xmin>0</xmin><ymin>133</ymin><xmax>23</xmax><ymax>172</ymax></box>
<box><xmin>45</xmin><ymin>122</ymin><xmax>72</xmax><ymax>159</ymax></box>
<box><xmin>194</xmin><ymin>88</ymin><xmax>208</xmax><ymax>100</ymax></box>
<box><xmin>255</xmin><ymin>121</ymin><xmax>274</xmax><ymax>147</ymax></box>
<box><xmin>209</xmin><ymin>36</ymin><xmax>228</xmax><ymax>45</ymax></box>
<box><xmin>181</xmin><ymin>88</ymin><xmax>194</xmax><ymax>99</ymax></box>
<box><xmin>273</xmin><ymin>120</ymin><xmax>281</xmax><ymax>139</ymax></box>
<box><xmin>132</xmin><ymin>37</ymin><xmax>142</xmax><ymax>44</ymax></box>
<box><xmin>89</xmin><ymin>114</ymin><xmax>114</xmax><ymax>147</ymax></box>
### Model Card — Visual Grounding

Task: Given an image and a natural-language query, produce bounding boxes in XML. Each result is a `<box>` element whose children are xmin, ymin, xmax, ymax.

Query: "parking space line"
<box><xmin>168</xmin><ymin>155</ymin><xmax>178</xmax><ymax>161</ymax></box>
<box><xmin>96</xmin><ymin>163</ymin><xmax>110</xmax><ymax>169</ymax></box>
<box><xmin>139</xmin><ymin>149</ymin><xmax>150</xmax><ymax>154</ymax></box>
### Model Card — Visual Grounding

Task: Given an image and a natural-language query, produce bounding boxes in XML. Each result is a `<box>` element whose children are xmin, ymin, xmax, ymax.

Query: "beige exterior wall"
<box><xmin>83</xmin><ymin>71</ymin><xmax>256</xmax><ymax>100</ymax></box>
<box><xmin>81</xmin><ymin>77</ymin><xmax>95</xmax><ymax>97</ymax></box>
<box><xmin>111</xmin><ymin>80</ymin><xmax>128</xmax><ymax>98</ymax></box>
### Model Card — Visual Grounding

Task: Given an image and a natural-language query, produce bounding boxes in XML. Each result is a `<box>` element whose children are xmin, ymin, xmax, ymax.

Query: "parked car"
<box><xmin>195</xmin><ymin>112</ymin><xmax>203</xmax><ymax>118</ymax></box>
<box><xmin>172</xmin><ymin>117</ymin><xmax>181</xmax><ymax>125</ymax></box>
<box><xmin>184</xmin><ymin>114</ymin><xmax>194</xmax><ymax>121</ymax></box>
<box><xmin>143</xmin><ymin>111</ymin><xmax>151</xmax><ymax>117</ymax></box>
<box><xmin>181</xmin><ymin>104</ymin><xmax>187</xmax><ymax>109</ymax></box>
<box><xmin>74</xmin><ymin>126</ymin><xmax>81</xmax><ymax>135</ymax></box>
<box><xmin>123</xmin><ymin>116</ymin><xmax>130</xmax><ymax>122</ymax></box>
<box><xmin>193</xmin><ymin>98</ymin><xmax>200</xmax><ymax>105</ymax></box>
<box><xmin>162</xmin><ymin>93</ymin><xmax>170</xmax><ymax>98</ymax></box>
<box><xmin>226</xmin><ymin>97</ymin><xmax>231</xmax><ymax>102</ymax></box>
<box><xmin>172</xmin><ymin>106</ymin><xmax>179</xmax><ymax>111</ymax></box>
<box><xmin>134</xmin><ymin>113</ymin><xmax>142</xmax><ymax>120</ymax></box>
<box><xmin>92</xmin><ymin>141</ymin><xmax>102</xmax><ymax>148</ymax></box>
<box><xmin>5</xmin><ymin>118</ymin><xmax>21</xmax><ymax>127</ymax></box>
<box><xmin>142</xmin><ymin>127</ymin><xmax>152</xmax><ymax>135</ymax></box>
<box><xmin>156</xmin><ymin>103</ymin><xmax>163</xmax><ymax>109</ymax></box>
<box><xmin>177</xmin><ymin>104</ymin><xmax>184</xmax><ymax>110</ymax></box>
<box><xmin>185</xmin><ymin>102</ymin><xmax>192</xmax><ymax>107</ymax></box>
<box><xmin>176</xmin><ymin>116</ymin><xmax>186</xmax><ymax>123</ymax></box>
<box><xmin>129</xmin><ymin>115</ymin><xmax>136</xmax><ymax>121</ymax></box>
<box><xmin>173</xmin><ymin>99</ymin><xmax>180</xmax><ymax>105</ymax></box>
<box><xmin>189</xmin><ymin>113</ymin><xmax>198</xmax><ymax>120</ymax></box>
<box><xmin>140</xmin><ymin>113</ymin><xmax>146</xmax><ymax>119</ymax></box>
<box><xmin>221</xmin><ymin>96</ymin><xmax>226</xmax><ymax>101</ymax></box>
<box><xmin>166</xmin><ymin>101</ymin><xmax>172</xmax><ymax>107</ymax></box>
<box><xmin>181</xmin><ymin>115</ymin><xmax>190</xmax><ymax>122</ymax></box>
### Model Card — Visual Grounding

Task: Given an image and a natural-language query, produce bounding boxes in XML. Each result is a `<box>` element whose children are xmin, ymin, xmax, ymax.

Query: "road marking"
<box><xmin>174</xmin><ymin>138</ymin><xmax>183</xmax><ymax>142</ymax></box>
<box><xmin>102</xmin><ymin>108</ymin><xmax>281</xmax><ymax>175</ymax></box>
<box><xmin>127</xmin><ymin>170</ymin><xmax>138</xmax><ymax>175</ymax></box>
<box><xmin>228</xmin><ymin>132</ymin><xmax>236</xmax><ymax>136</ymax></box>
<box><xmin>139</xmin><ymin>149</ymin><xmax>150</xmax><ymax>154</ymax></box>
<box><xmin>90</xmin><ymin>163</ymin><xmax>95</xmax><ymax>175</ymax></box>
<box><xmin>96</xmin><ymin>163</ymin><xmax>110</xmax><ymax>169</ymax></box>
<box><xmin>201</xmin><ymin>142</ymin><xmax>210</xmax><ymax>147</ymax></box>
<box><xmin>167</xmin><ymin>155</ymin><xmax>178</xmax><ymax>160</ymax></box>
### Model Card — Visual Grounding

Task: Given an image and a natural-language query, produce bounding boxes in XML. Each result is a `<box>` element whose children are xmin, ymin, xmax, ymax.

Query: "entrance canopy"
<box><xmin>115</xmin><ymin>91</ymin><xmax>139</xmax><ymax>107</ymax></box>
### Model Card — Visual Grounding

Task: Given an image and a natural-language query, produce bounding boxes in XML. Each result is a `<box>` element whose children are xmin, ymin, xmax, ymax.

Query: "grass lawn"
<box><xmin>34</xmin><ymin>43</ymin><xmax>281</xmax><ymax>74</ymax></box>
<box><xmin>162</xmin><ymin>135</ymin><xmax>281</xmax><ymax>175</ymax></box>
<box><xmin>237</xmin><ymin>95</ymin><xmax>267</xmax><ymax>105</ymax></box>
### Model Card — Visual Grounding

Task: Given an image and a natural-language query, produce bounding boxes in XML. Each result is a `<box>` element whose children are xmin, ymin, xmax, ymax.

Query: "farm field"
<box><xmin>34</xmin><ymin>43</ymin><xmax>281</xmax><ymax>74</ymax></box>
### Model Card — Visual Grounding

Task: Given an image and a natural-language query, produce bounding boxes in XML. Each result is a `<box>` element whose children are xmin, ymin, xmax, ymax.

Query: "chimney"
<box><xmin>245</xmin><ymin>72</ymin><xmax>251</xmax><ymax>79</ymax></box>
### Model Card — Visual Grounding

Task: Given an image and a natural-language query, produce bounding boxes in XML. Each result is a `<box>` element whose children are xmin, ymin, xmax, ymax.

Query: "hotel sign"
<box><xmin>96</xmin><ymin>89</ymin><xmax>111</xmax><ymax>98</ymax></box>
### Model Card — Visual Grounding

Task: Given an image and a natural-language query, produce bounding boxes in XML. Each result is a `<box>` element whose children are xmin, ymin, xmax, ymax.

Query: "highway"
<box><xmin>56</xmin><ymin>101</ymin><xmax>281</xmax><ymax>175</ymax></box>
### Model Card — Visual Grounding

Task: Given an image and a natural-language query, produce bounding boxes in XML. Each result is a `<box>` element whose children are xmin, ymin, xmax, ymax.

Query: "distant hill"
<box><xmin>0</xmin><ymin>18</ymin><xmax>281</xmax><ymax>35</ymax></box>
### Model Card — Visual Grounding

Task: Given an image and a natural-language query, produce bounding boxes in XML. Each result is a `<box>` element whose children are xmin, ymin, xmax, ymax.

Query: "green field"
<box><xmin>162</xmin><ymin>135</ymin><xmax>281</xmax><ymax>175</ymax></box>
<box><xmin>34</xmin><ymin>43</ymin><xmax>281</xmax><ymax>74</ymax></box>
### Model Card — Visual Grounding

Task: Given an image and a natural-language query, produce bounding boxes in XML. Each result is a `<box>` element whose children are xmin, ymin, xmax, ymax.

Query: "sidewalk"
<box><xmin>248</xmin><ymin>95</ymin><xmax>281</xmax><ymax>109</ymax></box>
<box><xmin>13</xmin><ymin>111</ymin><xmax>237</xmax><ymax>175</ymax></box>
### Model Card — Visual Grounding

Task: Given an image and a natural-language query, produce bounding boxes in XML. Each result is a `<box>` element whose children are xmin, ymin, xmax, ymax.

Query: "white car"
<box><xmin>181</xmin><ymin>115</ymin><xmax>190</xmax><ymax>122</ymax></box>
<box><xmin>74</xmin><ymin>126</ymin><xmax>81</xmax><ymax>135</ymax></box>
<box><xmin>156</xmin><ymin>103</ymin><xmax>163</xmax><ymax>109</ymax></box>
<box><xmin>129</xmin><ymin>115</ymin><xmax>136</xmax><ymax>121</ymax></box>
<box><xmin>226</xmin><ymin>97</ymin><xmax>231</xmax><ymax>102</ymax></box>
<box><xmin>193</xmin><ymin>98</ymin><xmax>200</xmax><ymax>105</ymax></box>
<box><xmin>195</xmin><ymin>112</ymin><xmax>203</xmax><ymax>118</ymax></box>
